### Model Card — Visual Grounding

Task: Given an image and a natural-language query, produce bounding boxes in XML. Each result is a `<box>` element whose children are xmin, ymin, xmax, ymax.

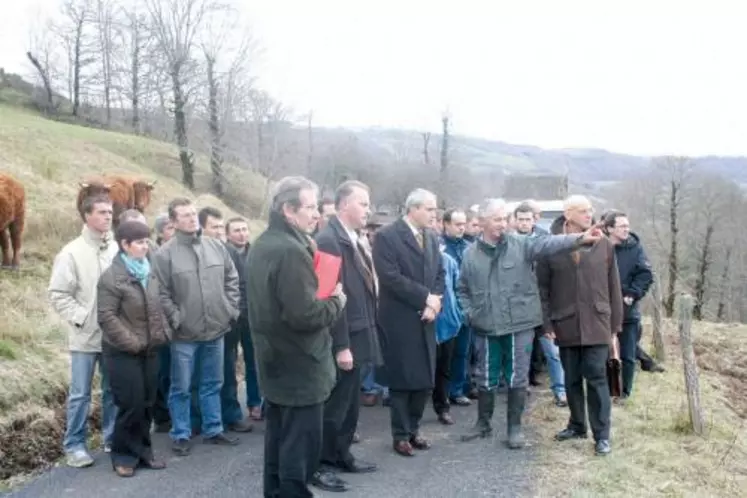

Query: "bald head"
<box><xmin>563</xmin><ymin>195</ymin><xmax>593</xmax><ymax>230</ymax></box>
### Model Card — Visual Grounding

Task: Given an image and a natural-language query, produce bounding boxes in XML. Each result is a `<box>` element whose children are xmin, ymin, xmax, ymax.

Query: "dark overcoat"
<box><xmin>372</xmin><ymin>219</ymin><xmax>445</xmax><ymax>390</ymax></box>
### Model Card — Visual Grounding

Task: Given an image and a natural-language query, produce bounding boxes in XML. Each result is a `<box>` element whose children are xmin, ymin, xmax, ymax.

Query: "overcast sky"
<box><xmin>1</xmin><ymin>0</ymin><xmax>745</xmax><ymax>157</ymax></box>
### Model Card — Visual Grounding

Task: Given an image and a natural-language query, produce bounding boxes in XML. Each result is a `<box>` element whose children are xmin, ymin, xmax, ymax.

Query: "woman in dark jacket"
<box><xmin>98</xmin><ymin>221</ymin><xmax>171</xmax><ymax>477</ymax></box>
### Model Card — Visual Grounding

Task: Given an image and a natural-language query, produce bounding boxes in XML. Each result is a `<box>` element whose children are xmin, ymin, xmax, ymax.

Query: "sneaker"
<box><xmin>554</xmin><ymin>393</ymin><xmax>568</xmax><ymax>407</ymax></box>
<box><xmin>103</xmin><ymin>443</ymin><xmax>112</xmax><ymax>453</ymax></box>
<box><xmin>204</xmin><ymin>432</ymin><xmax>239</xmax><ymax>446</ymax></box>
<box><xmin>66</xmin><ymin>449</ymin><xmax>94</xmax><ymax>468</ymax></box>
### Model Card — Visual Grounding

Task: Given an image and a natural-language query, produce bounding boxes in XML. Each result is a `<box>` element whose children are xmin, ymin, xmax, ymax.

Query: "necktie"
<box><xmin>415</xmin><ymin>230</ymin><xmax>424</xmax><ymax>249</ymax></box>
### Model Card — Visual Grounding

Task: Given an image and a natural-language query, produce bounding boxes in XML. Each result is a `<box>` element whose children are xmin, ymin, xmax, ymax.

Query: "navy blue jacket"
<box><xmin>614</xmin><ymin>232</ymin><xmax>653</xmax><ymax>323</ymax></box>
<box><xmin>441</xmin><ymin>235</ymin><xmax>470</xmax><ymax>267</ymax></box>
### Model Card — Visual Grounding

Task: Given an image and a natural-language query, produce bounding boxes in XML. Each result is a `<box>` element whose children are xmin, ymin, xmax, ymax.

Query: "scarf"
<box><xmin>121</xmin><ymin>252</ymin><xmax>151</xmax><ymax>288</ymax></box>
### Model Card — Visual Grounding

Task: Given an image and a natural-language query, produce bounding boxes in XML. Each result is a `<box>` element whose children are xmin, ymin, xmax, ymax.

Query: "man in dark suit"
<box><xmin>312</xmin><ymin>180</ymin><xmax>381</xmax><ymax>492</ymax></box>
<box><xmin>372</xmin><ymin>188</ymin><xmax>446</xmax><ymax>457</ymax></box>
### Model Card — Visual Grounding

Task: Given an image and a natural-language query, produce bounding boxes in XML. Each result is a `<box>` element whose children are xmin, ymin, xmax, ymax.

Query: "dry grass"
<box><xmin>529</xmin><ymin>319</ymin><xmax>747</xmax><ymax>498</ymax></box>
<box><xmin>0</xmin><ymin>103</ymin><xmax>267</xmax><ymax>429</ymax></box>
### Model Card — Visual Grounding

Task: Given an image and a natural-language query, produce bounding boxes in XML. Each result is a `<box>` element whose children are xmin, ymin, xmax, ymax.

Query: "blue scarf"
<box><xmin>120</xmin><ymin>253</ymin><xmax>151</xmax><ymax>288</ymax></box>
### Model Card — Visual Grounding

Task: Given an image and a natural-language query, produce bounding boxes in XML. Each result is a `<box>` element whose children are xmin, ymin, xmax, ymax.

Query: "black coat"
<box><xmin>315</xmin><ymin>216</ymin><xmax>382</xmax><ymax>367</ymax></box>
<box><xmin>226</xmin><ymin>242</ymin><xmax>250</xmax><ymax>319</ymax></box>
<box><xmin>372</xmin><ymin>218</ymin><xmax>445</xmax><ymax>390</ymax></box>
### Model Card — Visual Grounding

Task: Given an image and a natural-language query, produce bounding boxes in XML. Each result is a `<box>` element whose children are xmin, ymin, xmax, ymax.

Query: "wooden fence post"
<box><xmin>651</xmin><ymin>276</ymin><xmax>666</xmax><ymax>362</ymax></box>
<box><xmin>677</xmin><ymin>293</ymin><xmax>705</xmax><ymax>436</ymax></box>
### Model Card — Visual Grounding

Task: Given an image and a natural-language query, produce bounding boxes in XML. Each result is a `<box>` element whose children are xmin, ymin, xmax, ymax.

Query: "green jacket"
<box><xmin>153</xmin><ymin>231</ymin><xmax>240</xmax><ymax>342</ymax></box>
<box><xmin>457</xmin><ymin>232</ymin><xmax>582</xmax><ymax>336</ymax></box>
<box><xmin>246</xmin><ymin>212</ymin><xmax>345</xmax><ymax>407</ymax></box>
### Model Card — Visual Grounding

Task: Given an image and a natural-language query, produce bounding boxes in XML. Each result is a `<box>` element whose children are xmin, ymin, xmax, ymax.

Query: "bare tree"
<box><xmin>422</xmin><ymin>132</ymin><xmax>431</xmax><ymax>165</ymax></box>
<box><xmin>58</xmin><ymin>0</ymin><xmax>94</xmax><ymax>117</ymax></box>
<box><xmin>439</xmin><ymin>112</ymin><xmax>450</xmax><ymax>208</ymax></box>
<box><xmin>25</xmin><ymin>52</ymin><xmax>55</xmax><ymax>112</ymax></box>
<box><xmin>146</xmin><ymin>0</ymin><xmax>224</xmax><ymax>189</ymax></box>
<box><xmin>655</xmin><ymin>156</ymin><xmax>693</xmax><ymax>317</ymax></box>
<box><xmin>95</xmin><ymin>0</ymin><xmax>115</xmax><ymax>125</ymax></box>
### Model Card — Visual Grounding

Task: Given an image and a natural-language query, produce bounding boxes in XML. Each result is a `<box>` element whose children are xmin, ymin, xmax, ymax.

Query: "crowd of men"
<box><xmin>47</xmin><ymin>176</ymin><xmax>661</xmax><ymax>497</ymax></box>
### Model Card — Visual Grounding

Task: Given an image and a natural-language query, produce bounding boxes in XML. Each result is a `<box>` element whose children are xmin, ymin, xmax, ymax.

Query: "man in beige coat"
<box><xmin>48</xmin><ymin>194</ymin><xmax>119</xmax><ymax>468</ymax></box>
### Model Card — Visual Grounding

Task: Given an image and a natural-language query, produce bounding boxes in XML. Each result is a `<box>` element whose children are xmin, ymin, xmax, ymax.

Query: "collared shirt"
<box><xmin>403</xmin><ymin>216</ymin><xmax>421</xmax><ymax>237</ymax></box>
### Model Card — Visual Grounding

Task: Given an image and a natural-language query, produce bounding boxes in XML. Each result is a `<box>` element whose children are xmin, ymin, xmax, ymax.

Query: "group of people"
<box><xmin>47</xmin><ymin>176</ymin><xmax>659</xmax><ymax>497</ymax></box>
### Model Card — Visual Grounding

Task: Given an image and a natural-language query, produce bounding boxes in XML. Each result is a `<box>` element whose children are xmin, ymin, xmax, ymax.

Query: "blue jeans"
<box><xmin>538</xmin><ymin>336</ymin><xmax>566</xmax><ymax>397</ymax></box>
<box><xmin>619</xmin><ymin>321</ymin><xmax>640</xmax><ymax>396</ymax></box>
<box><xmin>240</xmin><ymin>324</ymin><xmax>262</xmax><ymax>408</ymax></box>
<box><xmin>448</xmin><ymin>325</ymin><xmax>472</xmax><ymax>398</ymax></box>
<box><xmin>63</xmin><ymin>352</ymin><xmax>117</xmax><ymax>453</ymax></box>
<box><xmin>169</xmin><ymin>338</ymin><xmax>225</xmax><ymax>441</ymax></box>
<box><xmin>360</xmin><ymin>363</ymin><xmax>388</xmax><ymax>398</ymax></box>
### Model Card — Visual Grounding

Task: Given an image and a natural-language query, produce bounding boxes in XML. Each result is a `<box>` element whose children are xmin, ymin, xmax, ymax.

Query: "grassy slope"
<box><xmin>530</xmin><ymin>319</ymin><xmax>747</xmax><ymax>497</ymax></box>
<box><xmin>0</xmin><ymin>104</ymin><xmax>266</xmax><ymax>426</ymax></box>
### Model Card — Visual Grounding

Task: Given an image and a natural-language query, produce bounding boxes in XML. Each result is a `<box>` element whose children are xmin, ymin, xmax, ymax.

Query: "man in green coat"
<box><xmin>246</xmin><ymin>176</ymin><xmax>347</xmax><ymax>498</ymax></box>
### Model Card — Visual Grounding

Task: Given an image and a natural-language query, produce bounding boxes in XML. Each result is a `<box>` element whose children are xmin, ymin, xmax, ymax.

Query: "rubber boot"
<box><xmin>506</xmin><ymin>387</ymin><xmax>527</xmax><ymax>449</ymax></box>
<box><xmin>461</xmin><ymin>390</ymin><xmax>495</xmax><ymax>442</ymax></box>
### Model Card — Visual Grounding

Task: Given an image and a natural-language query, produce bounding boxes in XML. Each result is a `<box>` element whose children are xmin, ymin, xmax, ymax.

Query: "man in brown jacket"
<box><xmin>536</xmin><ymin>195</ymin><xmax>623</xmax><ymax>456</ymax></box>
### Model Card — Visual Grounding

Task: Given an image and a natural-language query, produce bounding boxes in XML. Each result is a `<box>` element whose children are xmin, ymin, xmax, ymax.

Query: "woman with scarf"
<box><xmin>97</xmin><ymin>221</ymin><xmax>171</xmax><ymax>477</ymax></box>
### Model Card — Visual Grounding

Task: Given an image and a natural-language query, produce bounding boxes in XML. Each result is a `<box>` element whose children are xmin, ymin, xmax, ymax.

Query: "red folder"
<box><xmin>314</xmin><ymin>251</ymin><xmax>342</xmax><ymax>299</ymax></box>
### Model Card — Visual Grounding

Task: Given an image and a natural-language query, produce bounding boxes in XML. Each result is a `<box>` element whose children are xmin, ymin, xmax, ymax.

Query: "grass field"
<box><xmin>530</xmin><ymin>319</ymin><xmax>747</xmax><ymax>497</ymax></box>
<box><xmin>0</xmin><ymin>104</ymin><xmax>267</xmax><ymax>482</ymax></box>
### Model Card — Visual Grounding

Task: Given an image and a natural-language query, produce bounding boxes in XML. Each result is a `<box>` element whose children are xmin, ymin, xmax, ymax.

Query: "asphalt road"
<box><xmin>7</xmin><ymin>394</ymin><xmax>536</xmax><ymax>498</ymax></box>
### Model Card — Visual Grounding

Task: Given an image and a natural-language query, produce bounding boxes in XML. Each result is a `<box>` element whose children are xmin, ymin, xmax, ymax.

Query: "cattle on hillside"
<box><xmin>76</xmin><ymin>177</ymin><xmax>156</xmax><ymax>223</ymax></box>
<box><xmin>0</xmin><ymin>173</ymin><xmax>26</xmax><ymax>269</ymax></box>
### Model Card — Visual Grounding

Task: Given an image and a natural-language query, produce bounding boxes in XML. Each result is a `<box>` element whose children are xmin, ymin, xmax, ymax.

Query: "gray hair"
<box><xmin>270</xmin><ymin>176</ymin><xmax>319</xmax><ymax>213</ymax></box>
<box><xmin>478</xmin><ymin>198</ymin><xmax>507</xmax><ymax>219</ymax></box>
<box><xmin>404</xmin><ymin>188</ymin><xmax>436</xmax><ymax>212</ymax></box>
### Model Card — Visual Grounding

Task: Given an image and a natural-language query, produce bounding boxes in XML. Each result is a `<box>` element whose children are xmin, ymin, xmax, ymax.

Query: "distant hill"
<box><xmin>313</xmin><ymin>126</ymin><xmax>747</xmax><ymax>186</ymax></box>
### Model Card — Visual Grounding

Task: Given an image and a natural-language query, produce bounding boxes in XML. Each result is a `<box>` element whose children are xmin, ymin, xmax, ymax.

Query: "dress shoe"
<box><xmin>449</xmin><ymin>396</ymin><xmax>472</xmax><ymax>406</ymax></box>
<box><xmin>361</xmin><ymin>394</ymin><xmax>378</xmax><ymax>407</ymax></box>
<box><xmin>393</xmin><ymin>440</ymin><xmax>415</xmax><ymax>457</ymax></box>
<box><xmin>112</xmin><ymin>464</ymin><xmax>135</xmax><ymax>478</ymax></box>
<box><xmin>554</xmin><ymin>428</ymin><xmax>588</xmax><ymax>442</ymax></box>
<box><xmin>311</xmin><ymin>469</ymin><xmax>349</xmax><ymax>492</ymax></box>
<box><xmin>172</xmin><ymin>439</ymin><xmax>192</xmax><ymax>456</ymax></box>
<box><xmin>595</xmin><ymin>439</ymin><xmax>611</xmax><ymax>456</ymax></box>
<box><xmin>410</xmin><ymin>435</ymin><xmax>431</xmax><ymax>450</ymax></box>
<box><xmin>337</xmin><ymin>459</ymin><xmax>377</xmax><ymax>474</ymax></box>
<box><xmin>438</xmin><ymin>413</ymin><xmax>455</xmax><ymax>425</ymax></box>
<box><xmin>227</xmin><ymin>418</ymin><xmax>254</xmax><ymax>433</ymax></box>
<box><xmin>141</xmin><ymin>458</ymin><xmax>167</xmax><ymax>470</ymax></box>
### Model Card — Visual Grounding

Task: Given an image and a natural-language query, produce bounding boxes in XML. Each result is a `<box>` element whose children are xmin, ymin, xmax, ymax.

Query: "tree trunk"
<box><xmin>664</xmin><ymin>179</ymin><xmax>679</xmax><ymax>317</ymax></box>
<box><xmin>206</xmin><ymin>55</ymin><xmax>223</xmax><ymax>197</ymax></box>
<box><xmin>439</xmin><ymin>116</ymin><xmax>449</xmax><ymax>208</ymax></box>
<box><xmin>171</xmin><ymin>68</ymin><xmax>194</xmax><ymax>189</ymax></box>
<box><xmin>423</xmin><ymin>132</ymin><xmax>431</xmax><ymax>165</ymax></box>
<box><xmin>131</xmin><ymin>28</ymin><xmax>140</xmax><ymax>133</ymax></box>
<box><xmin>73</xmin><ymin>20</ymin><xmax>83</xmax><ymax>117</ymax></box>
<box><xmin>716</xmin><ymin>247</ymin><xmax>732</xmax><ymax>321</ymax></box>
<box><xmin>26</xmin><ymin>52</ymin><xmax>54</xmax><ymax>112</ymax></box>
<box><xmin>692</xmin><ymin>223</ymin><xmax>714</xmax><ymax>321</ymax></box>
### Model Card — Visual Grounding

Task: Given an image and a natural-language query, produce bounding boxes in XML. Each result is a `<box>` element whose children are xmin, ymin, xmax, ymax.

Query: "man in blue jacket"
<box><xmin>603</xmin><ymin>211</ymin><xmax>655</xmax><ymax>399</ymax></box>
<box><xmin>441</xmin><ymin>209</ymin><xmax>474</xmax><ymax>406</ymax></box>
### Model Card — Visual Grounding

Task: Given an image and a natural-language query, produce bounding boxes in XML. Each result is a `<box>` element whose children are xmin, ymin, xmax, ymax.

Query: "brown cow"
<box><xmin>0</xmin><ymin>173</ymin><xmax>26</xmax><ymax>269</ymax></box>
<box><xmin>76</xmin><ymin>177</ymin><xmax>156</xmax><ymax>223</ymax></box>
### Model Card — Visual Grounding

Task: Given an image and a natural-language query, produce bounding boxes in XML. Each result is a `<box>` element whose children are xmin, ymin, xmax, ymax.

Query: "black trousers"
<box><xmin>389</xmin><ymin>389</ymin><xmax>429</xmax><ymax>442</ymax></box>
<box><xmin>153</xmin><ymin>345</ymin><xmax>171</xmax><ymax>425</ymax></box>
<box><xmin>321</xmin><ymin>366</ymin><xmax>361</xmax><ymax>467</ymax></box>
<box><xmin>104</xmin><ymin>348</ymin><xmax>158</xmax><ymax>467</ymax></box>
<box><xmin>529</xmin><ymin>328</ymin><xmax>545</xmax><ymax>383</ymax></box>
<box><xmin>433</xmin><ymin>338</ymin><xmax>456</xmax><ymax>415</ymax></box>
<box><xmin>264</xmin><ymin>401</ymin><xmax>324</xmax><ymax>498</ymax></box>
<box><xmin>559</xmin><ymin>345</ymin><xmax>611</xmax><ymax>441</ymax></box>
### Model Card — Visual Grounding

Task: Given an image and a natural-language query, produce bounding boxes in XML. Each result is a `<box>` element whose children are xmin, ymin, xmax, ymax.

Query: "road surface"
<box><xmin>7</xmin><ymin>394</ymin><xmax>536</xmax><ymax>498</ymax></box>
